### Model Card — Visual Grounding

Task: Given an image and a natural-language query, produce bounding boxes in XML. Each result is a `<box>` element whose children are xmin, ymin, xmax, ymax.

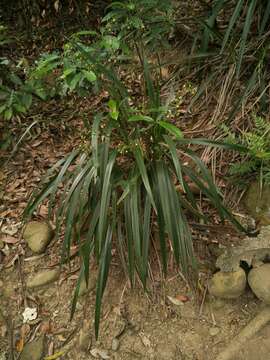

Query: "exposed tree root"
<box><xmin>216</xmin><ymin>306</ymin><xmax>270</xmax><ymax>360</ymax></box>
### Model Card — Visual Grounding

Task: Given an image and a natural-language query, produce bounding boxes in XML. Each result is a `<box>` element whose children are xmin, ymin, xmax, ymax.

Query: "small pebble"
<box><xmin>111</xmin><ymin>338</ymin><xmax>120</xmax><ymax>351</ymax></box>
<box><xmin>209</xmin><ymin>327</ymin><xmax>220</xmax><ymax>337</ymax></box>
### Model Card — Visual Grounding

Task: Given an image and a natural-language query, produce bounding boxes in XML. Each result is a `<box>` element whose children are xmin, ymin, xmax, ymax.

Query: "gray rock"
<box><xmin>244</xmin><ymin>181</ymin><xmax>270</xmax><ymax>226</ymax></box>
<box><xmin>26</xmin><ymin>269</ymin><xmax>60</xmax><ymax>289</ymax></box>
<box><xmin>216</xmin><ymin>226</ymin><xmax>270</xmax><ymax>272</ymax></box>
<box><xmin>248</xmin><ymin>263</ymin><xmax>270</xmax><ymax>304</ymax></box>
<box><xmin>20</xmin><ymin>336</ymin><xmax>44</xmax><ymax>360</ymax></box>
<box><xmin>208</xmin><ymin>268</ymin><xmax>246</xmax><ymax>299</ymax></box>
<box><xmin>23</xmin><ymin>221</ymin><xmax>53</xmax><ymax>254</ymax></box>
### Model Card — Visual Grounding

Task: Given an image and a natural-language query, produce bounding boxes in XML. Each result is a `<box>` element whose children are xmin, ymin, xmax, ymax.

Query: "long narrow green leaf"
<box><xmin>95</xmin><ymin>227</ymin><xmax>112</xmax><ymax>339</ymax></box>
<box><xmin>97</xmin><ymin>151</ymin><xmax>116</xmax><ymax>254</ymax></box>
<box><xmin>221</xmin><ymin>0</ymin><xmax>244</xmax><ymax>52</ymax></box>
<box><xmin>82</xmin><ymin>202</ymin><xmax>100</xmax><ymax>286</ymax></box>
<box><xmin>143</xmin><ymin>58</ymin><xmax>159</xmax><ymax>110</ymax></box>
<box><xmin>177</xmin><ymin>138</ymin><xmax>247</xmax><ymax>152</ymax></box>
<box><xmin>130</xmin><ymin>182</ymin><xmax>143</xmax><ymax>280</ymax></box>
<box><xmin>236</xmin><ymin>0</ymin><xmax>258</xmax><ymax>77</ymax></box>
<box><xmin>54</xmin><ymin>157</ymin><xmax>91</xmax><ymax>237</ymax></box>
<box><xmin>124</xmin><ymin>194</ymin><xmax>135</xmax><ymax>285</ymax></box>
<box><xmin>70</xmin><ymin>265</ymin><xmax>84</xmax><ymax>320</ymax></box>
<box><xmin>117</xmin><ymin>222</ymin><xmax>128</xmax><ymax>278</ymax></box>
<box><xmin>153</xmin><ymin>185</ymin><xmax>167</xmax><ymax>275</ymax></box>
<box><xmin>164</xmin><ymin>135</ymin><xmax>184</xmax><ymax>189</ymax></box>
<box><xmin>24</xmin><ymin>174</ymin><xmax>59</xmax><ymax>218</ymax></box>
<box><xmin>142</xmin><ymin>193</ymin><xmax>151</xmax><ymax>288</ymax></box>
<box><xmin>92</xmin><ymin>114</ymin><xmax>102</xmax><ymax>170</ymax></box>
<box><xmin>157</xmin><ymin>121</ymin><xmax>183</xmax><ymax>139</ymax></box>
<box><xmin>133</xmin><ymin>146</ymin><xmax>156</xmax><ymax>211</ymax></box>
<box><xmin>48</xmin><ymin>150</ymin><xmax>81</xmax><ymax>217</ymax></box>
<box><xmin>128</xmin><ymin>115</ymin><xmax>154</xmax><ymax>123</ymax></box>
<box><xmin>24</xmin><ymin>157</ymin><xmax>67</xmax><ymax>218</ymax></box>
<box><xmin>62</xmin><ymin>180</ymin><xmax>84</xmax><ymax>262</ymax></box>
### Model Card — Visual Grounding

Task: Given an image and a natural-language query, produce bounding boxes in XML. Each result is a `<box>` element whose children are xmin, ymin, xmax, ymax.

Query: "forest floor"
<box><xmin>1</xmin><ymin>96</ymin><xmax>270</xmax><ymax>360</ymax></box>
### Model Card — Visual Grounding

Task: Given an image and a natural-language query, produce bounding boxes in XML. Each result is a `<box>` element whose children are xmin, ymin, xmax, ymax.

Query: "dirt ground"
<box><xmin>1</xmin><ymin>248</ymin><xmax>269</xmax><ymax>360</ymax></box>
<box><xmin>1</xmin><ymin>114</ymin><xmax>270</xmax><ymax>360</ymax></box>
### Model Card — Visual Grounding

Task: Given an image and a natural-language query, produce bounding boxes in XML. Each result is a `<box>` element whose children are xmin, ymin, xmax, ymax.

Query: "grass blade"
<box><xmin>133</xmin><ymin>146</ymin><xmax>156</xmax><ymax>211</ymax></box>
<box><xmin>97</xmin><ymin>151</ymin><xmax>116</xmax><ymax>254</ymax></box>
<box><xmin>142</xmin><ymin>192</ymin><xmax>151</xmax><ymax>288</ymax></box>
<box><xmin>48</xmin><ymin>150</ymin><xmax>81</xmax><ymax>217</ymax></box>
<box><xmin>236</xmin><ymin>0</ymin><xmax>257</xmax><ymax>77</ymax></box>
<box><xmin>124</xmin><ymin>193</ymin><xmax>135</xmax><ymax>286</ymax></box>
<box><xmin>95</xmin><ymin>226</ymin><xmax>112</xmax><ymax>339</ymax></box>
<box><xmin>221</xmin><ymin>0</ymin><xmax>244</xmax><ymax>52</ymax></box>
<box><xmin>70</xmin><ymin>265</ymin><xmax>84</xmax><ymax>320</ymax></box>
<box><xmin>130</xmin><ymin>181</ymin><xmax>143</xmax><ymax>281</ymax></box>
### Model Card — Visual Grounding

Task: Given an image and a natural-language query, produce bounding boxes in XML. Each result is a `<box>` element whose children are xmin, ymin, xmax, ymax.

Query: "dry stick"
<box><xmin>216</xmin><ymin>306</ymin><xmax>270</xmax><ymax>360</ymax></box>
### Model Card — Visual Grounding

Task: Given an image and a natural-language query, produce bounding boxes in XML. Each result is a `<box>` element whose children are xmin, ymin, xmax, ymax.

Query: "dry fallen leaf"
<box><xmin>90</xmin><ymin>348</ymin><xmax>110</xmax><ymax>359</ymax></box>
<box><xmin>15</xmin><ymin>337</ymin><xmax>24</xmax><ymax>352</ymax></box>
<box><xmin>167</xmin><ymin>295</ymin><xmax>185</xmax><ymax>306</ymax></box>
<box><xmin>175</xmin><ymin>294</ymin><xmax>190</xmax><ymax>303</ymax></box>
<box><xmin>1</xmin><ymin>235</ymin><xmax>19</xmax><ymax>244</ymax></box>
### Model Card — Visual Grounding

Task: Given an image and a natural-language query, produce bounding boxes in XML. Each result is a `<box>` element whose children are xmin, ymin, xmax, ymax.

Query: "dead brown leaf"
<box><xmin>1</xmin><ymin>235</ymin><xmax>19</xmax><ymax>244</ymax></box>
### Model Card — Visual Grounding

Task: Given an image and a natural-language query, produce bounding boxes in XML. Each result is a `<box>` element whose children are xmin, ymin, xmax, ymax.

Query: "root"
<box><xmin>216</xmin><ymin>306</ymin><xmax>270</xmax><ymax>360</ymax></box>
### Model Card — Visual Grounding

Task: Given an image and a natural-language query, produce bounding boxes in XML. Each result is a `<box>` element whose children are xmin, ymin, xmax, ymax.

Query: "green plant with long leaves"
<box><xmin>24</xmin><ymin>45</ymin><xmax>247</xmax><ymax>337</ymax></box>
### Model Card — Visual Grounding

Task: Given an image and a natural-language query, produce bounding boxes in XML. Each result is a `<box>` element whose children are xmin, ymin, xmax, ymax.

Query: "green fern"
<box><xmin>223</xmin><ymin>115</ymin><xmax>270</xmax><ymax>183</ymax></box>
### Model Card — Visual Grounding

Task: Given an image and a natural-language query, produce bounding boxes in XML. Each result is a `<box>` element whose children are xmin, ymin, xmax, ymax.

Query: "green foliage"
<box><xmin>0</xmin><ymin>25</ymin><xmax>32</xmax><ymax>120</ymax></box>
<box><xmin>102</xmin><ymin>0</ymin><xmax>174</xmax><ymax>52</ymax></box>
<box><xmin>0</xmin><ymin>63</ymin><xmax>33</xmax><ymax>120</ymax></box>
<box><xmin>222</xmin><ymin>115</ymin><xmax>270</xmax><ymax>183</ymax></box>
<box><xmin>0</xmin><ymin>24</ymin><xmax>11</xmax><ymax>46</ymax></box>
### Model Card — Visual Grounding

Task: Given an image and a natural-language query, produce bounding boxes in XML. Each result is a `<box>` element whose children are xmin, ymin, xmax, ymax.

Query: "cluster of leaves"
<box><xmin>102</xmin><ymin>0</ymin><xmax>174</xmax><ymax>52</ymax></box>
<box><xmin>222</xmin><ymin>115</ymin><xmax>270</xmax><ymax>184</ymax></box>
<box><xmin>0</xmin><ymin>25</ymin><xmax>34</xmax><ymax>120</ymax></box>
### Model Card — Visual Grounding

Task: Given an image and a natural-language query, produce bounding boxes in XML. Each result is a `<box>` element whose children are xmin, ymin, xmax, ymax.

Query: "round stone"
<box><xmin>111</xmin><ymin>338</ymin><xmax>120</xmax><ymax>351</ymax></box>
<box><xmin>248</xmin><ymin>263</ymin><xmax>270</xmax><ymax>304</ymax></box>
<box><xmin>209</xmin><ymin>327</ymin><xmax>220</xmax><ymax>337</ymax></box>
<box><xmin>26</xmin><ymin>269</ymin><xmax>60</xmax><ymax>289</ymax></box>
<box><xmin>23</xmin><ymin>221</ymin><xmax>53</xmax><ymax>254</ymax></box>
<box><xmin>208</xmin><ymin>268</ymin><xmax>247</xmax><ymax>299</ymax></box>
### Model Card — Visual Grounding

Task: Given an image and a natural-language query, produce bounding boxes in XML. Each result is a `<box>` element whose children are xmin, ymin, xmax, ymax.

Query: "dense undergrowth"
<box><xmin>1</xmin><ymin>0</ymin><xmax>270</xmax><ymax>336</ymax></box>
